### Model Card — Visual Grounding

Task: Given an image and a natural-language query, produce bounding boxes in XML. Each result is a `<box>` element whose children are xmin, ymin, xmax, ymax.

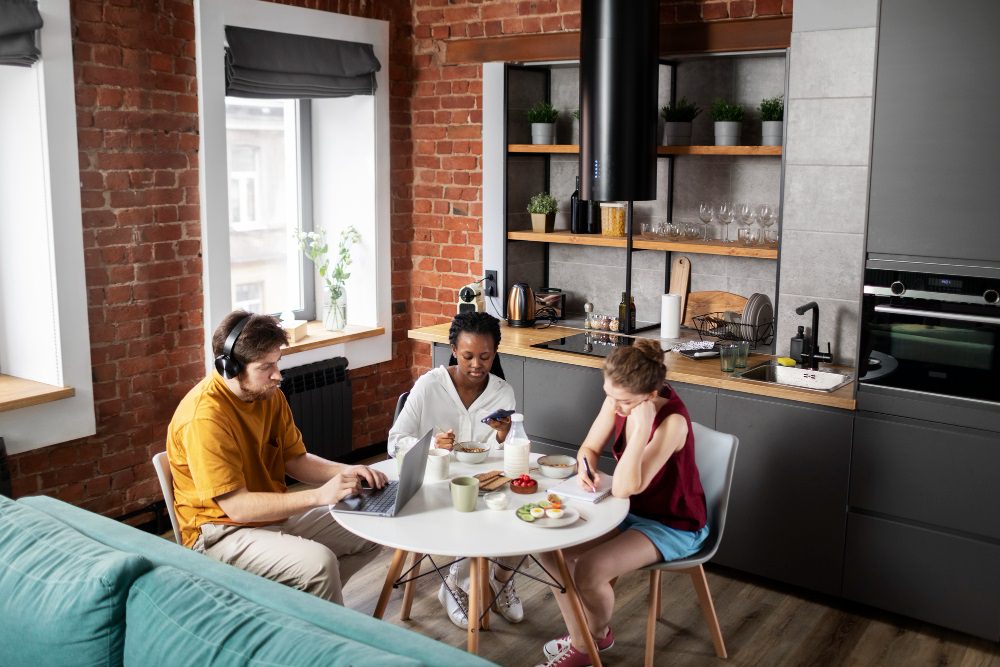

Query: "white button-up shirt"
<box><xmin>387</xmin><ymin>366</ymin><xmax>516</xmax><ymax>457</ymax></box>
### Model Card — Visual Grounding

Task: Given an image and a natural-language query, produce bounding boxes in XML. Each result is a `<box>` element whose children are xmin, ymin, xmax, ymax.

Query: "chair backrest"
<box><xmin>152</xmin><ymin>451</ymin><xmax>182</xmax><ymax>545</ymax></box>
<box><xmin>393</xmin><ymin>391</ymin><xmax>410</xmax><ymax>424</ymax></box>
<box><xmin>690</xmin><ymin>422</ymin><xmax>739</xmax><ymax>559</ymax></box>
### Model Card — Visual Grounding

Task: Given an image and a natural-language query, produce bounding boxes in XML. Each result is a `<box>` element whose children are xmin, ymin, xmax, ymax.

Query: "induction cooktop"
<box><xmin>531</xmin><ymin>331</ymin><xmax>636</xmax><ymax>358</ymax></box>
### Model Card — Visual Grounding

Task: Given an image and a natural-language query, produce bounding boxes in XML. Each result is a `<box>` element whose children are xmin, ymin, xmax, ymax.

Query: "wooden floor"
<box><xmin>342</xmin><ymin>549</ymin><xmax>1000</xmax><ymax>667</ymax></box>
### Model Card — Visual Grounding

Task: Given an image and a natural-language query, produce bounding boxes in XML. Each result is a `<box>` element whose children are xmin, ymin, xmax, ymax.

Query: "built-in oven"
<box><xmin>859</xmin><ymin>268</ymin><xmax>1000</xmax><ymax>405</ymax></box>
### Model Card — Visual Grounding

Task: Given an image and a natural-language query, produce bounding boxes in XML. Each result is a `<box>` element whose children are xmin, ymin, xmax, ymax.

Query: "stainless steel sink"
<box><xmin>734</xmin><ymin>361</ymin><xmax>853</xmax><ymax>393</ymax></box>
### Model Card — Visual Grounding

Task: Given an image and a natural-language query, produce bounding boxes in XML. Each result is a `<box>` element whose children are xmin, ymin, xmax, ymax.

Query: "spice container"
<box><xmin>599</xmin><ymin>202</ymin><xmax>626</xmax><ymax>237</ymax></box>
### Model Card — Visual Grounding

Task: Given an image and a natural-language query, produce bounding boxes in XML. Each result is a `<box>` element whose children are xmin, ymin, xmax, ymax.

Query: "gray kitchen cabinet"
<box><xmin>432</xmin><ymin>344</ymin><xmax>525</xmax><ymax>410</ymax></box>
<box><xmin>867</xmin><ymin>0</ymin><xmax>1000</xmax><ymax>262</ymax></box>
<box><xmin>713</xmin><ymin>391</ymin><xmax>853</xmax><ymax>596</ymax></box>
<box><xmin>669</xmin><ymin>380</ymin><xmax>717</xmax><ymax>429</ymax></box>
<box><xmin>522</xmin><ymin>358</ymin><xmax>605</xmax><ymax>450</ymax></box>
<box><xmin>843</xmin><ymin>513</ymin><xmax>1000</xmax><ymax>641</ymax></box>
<box><xmin>851</xmin><ymin>412</ymin><xmax>1000</xmax><ymax>541</ymax></box>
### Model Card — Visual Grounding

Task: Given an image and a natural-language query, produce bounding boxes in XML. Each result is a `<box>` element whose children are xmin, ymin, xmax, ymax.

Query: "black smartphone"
<box><xmin>481</xmin><ymin>408</ymin><xmax>515</xmax><ymax>424</ymax></box>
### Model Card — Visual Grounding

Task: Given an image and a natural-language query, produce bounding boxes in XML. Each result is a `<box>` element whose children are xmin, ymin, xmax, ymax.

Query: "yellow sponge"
<box><xmin>776</xmin><ymin>357</ymin><xmax>796</xmax><ymax>367</ymax></box>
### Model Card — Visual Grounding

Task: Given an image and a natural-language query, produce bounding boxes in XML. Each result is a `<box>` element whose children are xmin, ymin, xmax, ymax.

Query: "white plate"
<box><xmin>515</xmin><ymin>506</ymin><xmax>580</xmax><ymax>529</ymax></box>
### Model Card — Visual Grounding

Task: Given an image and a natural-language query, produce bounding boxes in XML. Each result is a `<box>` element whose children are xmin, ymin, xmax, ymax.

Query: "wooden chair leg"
<box><xmin>689</xmin><ymin>565</ymin><xmax>727</xmax><ymax>659</ymax></box>
<box><xmin>479</xmin><ymin>556</ymin><xmax>491</xmax><ymax>630</ymax></box>
<box><xmin>467</xmin><ymin>557</ymin><xmax>481</xmax><ymax>653</ymax></box>
<box><xmin>399</xmin><ymin>552</ymin><xmax>423</xmax><ymax>621</ymax></box>
<box><xmin>644</xmin><ymin>570</ymin><xmax>662</xmax><ymax>667</ymax></box>
<box><xmin>374</xmin><ymin>549</ymin><xmax>408</xmax><ymax>619</ymax></box>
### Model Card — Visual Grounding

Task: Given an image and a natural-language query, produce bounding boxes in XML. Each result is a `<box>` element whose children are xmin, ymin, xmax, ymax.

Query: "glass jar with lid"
<box><xmin>599</xmin><ymin>202</ymin><xmax>626</xmax><ymax>237</ymax></box>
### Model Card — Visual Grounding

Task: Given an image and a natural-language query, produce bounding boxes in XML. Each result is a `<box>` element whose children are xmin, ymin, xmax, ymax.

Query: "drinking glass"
<box><xmin>765</xmin><ymin>228</ymin><xmax>779</xmax><ymax>247</ymax></box>
<box><xmin>756</xmin><ymin>204</ymin><xmax>775</xmax><ymax>229</ymax></box>
<box><xmin>734</xmin><ymin>340</ymin><xmax>751</xmax><ymax>368</ymax></box>
<box><xmin>717</xmin><ymin>201</ymin><xmax>736</xmax><ymax>243</ymax></box>
<box><xmin>698</xmin><ymin>201</ymin><xmax>715</xmax><ymax>226</ymax></box>
<box><xmin>719</xmin><ymin>343</ymin><xmax>739</xmax><ymax>372</ymax></box>
<box><xmin>738</xmin><ymin>202</ymin><xmax>754</xmax><ymax>225</ymax></box>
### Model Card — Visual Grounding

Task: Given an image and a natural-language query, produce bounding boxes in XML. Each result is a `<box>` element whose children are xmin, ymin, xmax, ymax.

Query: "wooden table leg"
<box><xmin>399</xmin><ymin>552</ymin><xmax>423</xmax><ymax>621</ymax></box>
<box><xmin>374</xmin><ymin>548</ymin><xmax>408</xmax><ymax>619</ymax></box>
<box><xmin>467</xmin><ymin>557</ymin><xmax>481</xmax><ymax>653</ymax></box>
<box><xmin>553</xmin><ymin>549</ymin><xmax>603</xmax><ymax>667</ymax></box>
<box><xmin>479</xmin><ymin>556</ymin><xmax>491</xmax><ymax>630</ymax></box>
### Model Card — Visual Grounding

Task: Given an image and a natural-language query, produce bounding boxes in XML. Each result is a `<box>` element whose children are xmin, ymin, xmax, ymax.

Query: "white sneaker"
<box><xmin>437</xmin><ymin>572</ymin><xmax>469</xmax><ymax>630</ymax></box>
<box><xmin>489</xmin><ymin>572</ymin><xmax>524</xmax><ymax>624</ymax></box>
<box><xmin>543</xmin><ymin>629</ymin><xmax>614</xmax><ymax>660</ymax></box>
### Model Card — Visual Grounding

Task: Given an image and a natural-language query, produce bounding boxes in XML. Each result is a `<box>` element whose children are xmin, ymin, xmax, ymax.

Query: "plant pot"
<box><xmin>761</xmin><ymin>120</ymin><xmax>783</xmax><ymax>146</ymax></box>
<box><xmin>714</xmin><ymin>121</ymin><xmax>742</xmax><ymax>146</ymax></box>
<box><xmin>662</xmin><ymin>121</ymin><xmax>692</xmax><ymax>146</ymax></box>
<box><xmin>324</xmin><ymin>294</ymin><xmax>347</xmax><ymax>332</ymax></box>
<box><xmin>531</xmin><ymin>122</ymin><xmax>555</xmax><ymax>145</ymax></box>
<box><xmin>530</xmin><ymin>212</ymin><xmax>555</xmax><ymax>233</ymax></box>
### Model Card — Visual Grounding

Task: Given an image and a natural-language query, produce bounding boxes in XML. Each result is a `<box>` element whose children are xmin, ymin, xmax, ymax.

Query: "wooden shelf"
<box><xmin>507</xmin><ymin>230</ymin><xmax>778</xmax><ymax>259</ymax></box>
<box><xmin>281</xmin><ymin>323</ymin><xmax>384</xmax><ymax>355</ymax></box>
<box><xmin>0</xmin><ymin>374</ymin><xmax>75</xmax><ymax>413</ymax></box>
<box><xmin>508</xmin><ymin>144</ymin><xmax>782</xmax><ymax>156</ymax></box>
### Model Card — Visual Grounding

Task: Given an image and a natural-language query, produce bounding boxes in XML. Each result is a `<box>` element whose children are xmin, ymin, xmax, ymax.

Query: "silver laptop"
<box><xmin>330</xmin><ymin>429</ymin><xmax>432</xmax><ymax>517</ymax></box>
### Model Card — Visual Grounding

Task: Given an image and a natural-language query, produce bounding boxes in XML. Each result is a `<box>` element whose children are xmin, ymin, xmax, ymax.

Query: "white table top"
<box><xmin>333</xmin><ymin>453</ymin><xmax>629</xmax><ymax>558</ymax></box>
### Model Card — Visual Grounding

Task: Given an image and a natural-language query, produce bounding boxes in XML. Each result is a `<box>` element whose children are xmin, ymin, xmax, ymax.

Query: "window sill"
<box><xmin>282</xmin><ymin>322</ymin><xmax>384</xmax><ymax>355</ymax></box>
<box><xmin>0</xmin><ymin>374</ymin><xmax>75</xmax><ymax>413</ymax></box>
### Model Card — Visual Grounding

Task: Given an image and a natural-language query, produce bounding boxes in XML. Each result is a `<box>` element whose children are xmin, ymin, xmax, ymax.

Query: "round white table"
<box><xmin>334</xmin><ymin>452</ymin><xmax>629</xmax><ymax>664</ymax></box>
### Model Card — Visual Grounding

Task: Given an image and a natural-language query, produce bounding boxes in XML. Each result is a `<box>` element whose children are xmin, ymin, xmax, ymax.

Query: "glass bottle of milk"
<box><xmin>504</xmin><ymin>413</ymin><xmax>531</xmax><ymax>478</ymax></box>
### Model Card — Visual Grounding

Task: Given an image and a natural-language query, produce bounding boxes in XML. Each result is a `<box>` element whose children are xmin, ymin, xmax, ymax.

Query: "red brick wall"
<box><xmin>8</xmin><ymin>0</ymin><xmax>415</xmax><ymax>519</ymax></box>
<box><xmin>8</xmin><ymin>0</ymin><xmax>789</xmax><ymax>520</ymax></box>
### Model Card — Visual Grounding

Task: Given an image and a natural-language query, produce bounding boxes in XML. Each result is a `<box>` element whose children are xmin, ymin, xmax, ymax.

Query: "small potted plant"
<box><xmin>710</xmin><ymin>98</ymin><xmax>745</xmax><ymax>146</ymax></box>
<box><xmin>296</xmin><ymin>226</ymin><xmax>361</xmax><ymax>331</ymax></box>
<box><xmin>659</xmin><ymin>97</ymin><xmax>701</xmax><ymax>146</ymax></box>
<box><xmin>759</xmin><ymin>95</ymin><xmax>784</xmax><ymax>146</ymax></box>
<box><xmin>527</xmin><ymin>101</ymin><xmax>559</xmax><ymax>145</ymax></box>
<box><xmin>527</xmin><ymin>192</ymin><xmax>558</xmax><ymax>233</ymax></box>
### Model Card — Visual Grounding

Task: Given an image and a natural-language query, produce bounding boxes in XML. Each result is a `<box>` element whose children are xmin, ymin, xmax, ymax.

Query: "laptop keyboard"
<box><xmin>359</xmin><ymin>481</ymin><xmax>399</xmax><ymax>514</ymax></box>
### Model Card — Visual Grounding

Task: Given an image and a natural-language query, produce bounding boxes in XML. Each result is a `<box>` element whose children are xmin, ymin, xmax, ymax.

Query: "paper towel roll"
<box><xmin>660</xmin><ymin>293</ymin><xmax>682</xmax><ymax>339</ymax></box>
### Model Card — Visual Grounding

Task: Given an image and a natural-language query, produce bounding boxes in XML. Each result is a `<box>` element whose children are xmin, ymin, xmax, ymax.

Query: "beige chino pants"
<box><xmin>195</xmin><ymin>506</ymin><xmax>380</xmax><ymax>605</ymax></box>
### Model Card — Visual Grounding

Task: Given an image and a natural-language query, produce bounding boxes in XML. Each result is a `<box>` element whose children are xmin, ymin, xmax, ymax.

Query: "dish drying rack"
<box><xmin>692</xmin><ymin>312</ymin><xmax>774</xmax><ymax>349</ymax></box>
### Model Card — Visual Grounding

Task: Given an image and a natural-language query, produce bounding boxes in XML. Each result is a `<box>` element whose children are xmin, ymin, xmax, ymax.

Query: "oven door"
<box><xmin>859</xmin><ymin>295</ymin><xmax>1000</xmax><ymax>404</ymax></box>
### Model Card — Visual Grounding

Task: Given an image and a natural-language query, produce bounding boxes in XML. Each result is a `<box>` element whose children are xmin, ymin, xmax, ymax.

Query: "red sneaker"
<box><xmin>542</xmin><ymin>628</ymin><xmax>614</xmax><ymax>660</ymax></box>
<box><xmin>535</xmin><ymin>644</ymin><xmax>593</xmax><ymax>667</ymax></box>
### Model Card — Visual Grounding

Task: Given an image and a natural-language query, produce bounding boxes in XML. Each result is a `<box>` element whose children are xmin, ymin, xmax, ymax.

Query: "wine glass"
<box><xmin>738</xmin><ymin>202</ymin><xmax>754</xmax><ymax>225</ymax></box>
<box><xmin>756</xmin><ymin>203</ymin><xmax>775</xmax><ymax>228</ymax></box>
<box><xmin>717</xmin><ymin>201</ymin><xmax>736</xmax><ymax>242</ymax></box>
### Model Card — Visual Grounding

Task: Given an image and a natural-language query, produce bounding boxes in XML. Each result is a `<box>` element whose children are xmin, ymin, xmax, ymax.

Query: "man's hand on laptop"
<box><xmin>316</xmin><ymin>472</ymin><xmax>365</xmax><ymax>504</ymax></box>
<box><xmin>345</xmin><ymin>464</ymin><xmax>387</xmax><ymax>490</ymax></box>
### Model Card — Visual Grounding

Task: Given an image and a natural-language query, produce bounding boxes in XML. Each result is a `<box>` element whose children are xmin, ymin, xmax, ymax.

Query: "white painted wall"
<box><xmin>194</xmin><ymin>0</ymin><xmax>391</xmax><ymax>371</ymax></box>
<box><xmin>0</xmin><ymin>0</ymin><xmax>96</xmax><ymax>454</ymax></box>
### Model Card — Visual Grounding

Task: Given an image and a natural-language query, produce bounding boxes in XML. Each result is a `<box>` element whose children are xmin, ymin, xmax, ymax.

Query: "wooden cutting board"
<box><xmin>668</xmin><ymin>256</ymin><xmax>691</xmax><ymax>318</ymax></box>
<box><xmin>683</xmin><ymin>291</ymin><xmax>748</xmax><ymax>328</ymax></box>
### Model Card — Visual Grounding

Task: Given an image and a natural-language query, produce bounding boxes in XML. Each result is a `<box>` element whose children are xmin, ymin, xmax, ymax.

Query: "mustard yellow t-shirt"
<box><xmin>166</xmin><ymin>371</ymin><xmax>307</xmax><ymax>547</ymax></box>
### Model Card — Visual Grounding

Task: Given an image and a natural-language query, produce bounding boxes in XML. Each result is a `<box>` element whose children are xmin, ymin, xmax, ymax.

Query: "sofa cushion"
<box><xmin>21</xmin><ymin>495</ymin><xmax>495</xmax><ymax>667</ymax></box>
<box><xmin>0</xmin><ymin>495</ymin><xmax>152</xmax><ymax>666</ymax></box>
<box><xmin>125</xmin><ymin>566</ymin><xmax>422</xmax><ymax>666</ymax></box>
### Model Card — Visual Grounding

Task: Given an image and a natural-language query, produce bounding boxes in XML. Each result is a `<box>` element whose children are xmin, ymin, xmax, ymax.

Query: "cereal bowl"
<box><xmin>537</xmin><ymin>454</ymin><xmax>576</xmax><ymax>479</ymax></box>
<box><xmin>454</xmin><ymin>442</ymin><xmax>491</xmax><ymax>464</ymax></box>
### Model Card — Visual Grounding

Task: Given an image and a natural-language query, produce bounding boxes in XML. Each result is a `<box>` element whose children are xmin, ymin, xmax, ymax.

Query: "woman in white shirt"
<box><xmin>387</xmin><ymin>312</ymin><xmax>524</xmax><ymax>630</ymax></box>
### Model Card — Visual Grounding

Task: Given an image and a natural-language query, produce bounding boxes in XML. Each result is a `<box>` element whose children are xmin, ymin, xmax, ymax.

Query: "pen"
<box><xmin>582</xmin><ymin>457</ymin><xmax>596</xmax><ymax>492</ymax></box>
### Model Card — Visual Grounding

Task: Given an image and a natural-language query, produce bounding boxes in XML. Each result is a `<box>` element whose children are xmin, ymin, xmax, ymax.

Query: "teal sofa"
<box><xmin>0</xmin><ymin>494</ymin><xmax>494</xmax><ymax>667</ymax></box>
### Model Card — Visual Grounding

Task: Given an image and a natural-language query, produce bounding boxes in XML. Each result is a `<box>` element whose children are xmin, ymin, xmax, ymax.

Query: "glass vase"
<box><xmin>324</xmin><ymin>294</ymin><xmax>347</xmax><ymax>332</ymax></box>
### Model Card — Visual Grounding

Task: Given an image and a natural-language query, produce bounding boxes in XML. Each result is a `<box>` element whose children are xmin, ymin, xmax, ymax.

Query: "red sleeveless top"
<box><xmin>612</xmin><ymin>384</ymin><xmax>707</xmax><ymax>532</ymax></box>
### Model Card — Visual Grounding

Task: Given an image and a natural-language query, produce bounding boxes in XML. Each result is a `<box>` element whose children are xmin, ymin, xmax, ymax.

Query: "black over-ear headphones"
<box><xmin>214</xmin><ymin>315</ymin><xmax>252</xmax><ymax>379</ymax></box>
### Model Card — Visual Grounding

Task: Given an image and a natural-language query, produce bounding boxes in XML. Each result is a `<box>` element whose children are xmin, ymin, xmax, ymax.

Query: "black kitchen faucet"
<box><xmin>794</xmin><ymin>301</ymin><xmax>832</xmax><ymax>370</ymax></box>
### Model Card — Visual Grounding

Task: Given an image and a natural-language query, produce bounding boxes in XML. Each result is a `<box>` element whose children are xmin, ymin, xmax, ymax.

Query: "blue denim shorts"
<box><xmin>619</xmin><ymin>513</ymin><xmax>710</xmax><ymax>561</ymax></box>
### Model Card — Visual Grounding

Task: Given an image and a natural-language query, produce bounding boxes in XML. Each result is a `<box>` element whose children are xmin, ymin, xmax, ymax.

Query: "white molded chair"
<box><xmin>642</xmin><ymin>421</ymin><xmax>739</xmax><ymax>665</ymax></box>
<box><xmin>152</xmin><ymin>451</ymin><xmax>182</xmax><ymax>545</ymax></box>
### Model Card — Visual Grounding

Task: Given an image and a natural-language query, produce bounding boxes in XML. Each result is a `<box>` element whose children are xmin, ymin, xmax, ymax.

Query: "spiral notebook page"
<box><xmin>549</xmin><ymin>475</ymin><xmax>612</xmax><ymax>503</ymax></box>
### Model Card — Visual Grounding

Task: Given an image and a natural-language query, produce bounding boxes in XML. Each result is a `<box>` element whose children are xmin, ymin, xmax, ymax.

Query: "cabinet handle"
<box><xmin>874</xmin><ymin>305</ymin><xmax>1000</xmax><ymax>325</ymax></box>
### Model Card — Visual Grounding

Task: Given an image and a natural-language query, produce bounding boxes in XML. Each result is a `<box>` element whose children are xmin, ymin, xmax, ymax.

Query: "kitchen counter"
<box><xmin>409</xmin><ymin>322</ymin><xmax>856</xmax><ymax>411</ymax></box>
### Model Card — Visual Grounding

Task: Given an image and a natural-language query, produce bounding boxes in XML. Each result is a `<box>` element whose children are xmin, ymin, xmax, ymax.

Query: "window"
<box><xmin>233</xmin><ymin>282</ymin><xmax>264</xmax><ymax>313</ymax></box>
<box><xmin>225</xmin><ymin>98</ymin><xmax>313</xmax><ymax>319</ymax></box>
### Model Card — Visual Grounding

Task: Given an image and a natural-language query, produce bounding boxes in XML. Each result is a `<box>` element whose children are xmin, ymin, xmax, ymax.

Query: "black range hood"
<box><xmin>579</xmin><ymin>0</ymin><xmax>659</xmax><ymax>203</ymax></box>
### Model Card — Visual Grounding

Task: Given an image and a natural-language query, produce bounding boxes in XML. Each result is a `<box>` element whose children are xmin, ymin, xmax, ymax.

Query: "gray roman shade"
<box><xmin>224</xmin><ymin>26</ymin><xmax>380</xmax><ymax>99</ymax></box>
<box><xmin>0</xmin><ymin>0</ymin><xmax>43</xmax><ymax>67</ymax></box>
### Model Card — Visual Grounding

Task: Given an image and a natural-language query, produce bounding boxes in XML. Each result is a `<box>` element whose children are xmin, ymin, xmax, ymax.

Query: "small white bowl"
<box><xmin>484</xmin><ymin>492</ymin><xmax>508</xmax><ymax>511</ymax></box>
<box><xmin>454</xmin><ymin>442</ymin><xmax>491</xmax><ymax>464</ymax></box>
<box><xmin>538</xmin><ymin>454</ymin><xmax>577</xmax><ymax>479</ymax></box>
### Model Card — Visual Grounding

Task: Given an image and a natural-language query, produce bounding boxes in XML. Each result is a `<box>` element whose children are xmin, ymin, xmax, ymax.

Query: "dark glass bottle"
<box><xmin>618</xmin><ymin>292</ymin><xmax>628</xmax><ymax>329</ymax></box>
<box><xmin>629</xmin><ymin>296</ymin><xmax>637</xmax><ymax>330</ymax></box>
<box><xmin>570</xmin><ymin>176</ymin><xmax>585</xmax><ymax>234</ymax></box>
<box><xmin>587</xmin><ymin>199</ymin><xmax>601</xmax><ymax>234</ymax></box>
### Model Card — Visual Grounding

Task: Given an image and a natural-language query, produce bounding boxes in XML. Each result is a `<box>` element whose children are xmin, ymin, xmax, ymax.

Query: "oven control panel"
<box><xmin>864</xmin><ymin>269</ymin><xmax>1000</xmax><ymax>306</ymax></box>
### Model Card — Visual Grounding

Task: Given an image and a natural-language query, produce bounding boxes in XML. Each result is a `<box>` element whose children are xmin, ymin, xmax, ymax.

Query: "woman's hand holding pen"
<box><xmin>578</xmin><ymin>453</ymin><xmax>599</xmax><ymax>492</ymax></box>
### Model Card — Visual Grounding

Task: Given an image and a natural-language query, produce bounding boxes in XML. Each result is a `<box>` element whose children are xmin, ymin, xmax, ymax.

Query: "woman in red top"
<box><xmin>536</xmin><ymin>339</ymin><xmax>708</xmax><ymax>667</ymax></box>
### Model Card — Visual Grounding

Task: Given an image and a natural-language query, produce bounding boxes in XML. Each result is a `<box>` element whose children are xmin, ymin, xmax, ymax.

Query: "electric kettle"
<box><xmin>506</xmin><ymin>282</ymin><xmax>536</xmax><ymax>327</ymax></box>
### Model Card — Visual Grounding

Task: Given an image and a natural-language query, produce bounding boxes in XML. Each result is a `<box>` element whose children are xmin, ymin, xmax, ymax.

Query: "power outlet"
<box><xmin>484</xmin><ymin>270</ymin><xmax>498</xmax><ymax>297</ymax></box>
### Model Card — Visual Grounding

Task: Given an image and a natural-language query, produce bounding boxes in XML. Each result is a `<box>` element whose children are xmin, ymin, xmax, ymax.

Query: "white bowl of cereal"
<box><xmin>537</xmin><ymin>454</ymin><xmax>576</xmax><ymax>479</ymax></box>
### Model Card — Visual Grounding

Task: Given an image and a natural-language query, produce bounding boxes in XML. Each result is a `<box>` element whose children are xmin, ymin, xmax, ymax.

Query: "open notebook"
<box><xmin>549</xmin><ymin>474</ymin><xmax>613</xmax><ymax>504</ymax></box>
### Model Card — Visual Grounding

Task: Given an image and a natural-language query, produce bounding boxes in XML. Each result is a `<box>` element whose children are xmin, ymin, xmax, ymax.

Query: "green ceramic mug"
<box><xmin>450</xmin><ymin>476</ymin><xmax>480</xmax><ymax>512</ymax></box>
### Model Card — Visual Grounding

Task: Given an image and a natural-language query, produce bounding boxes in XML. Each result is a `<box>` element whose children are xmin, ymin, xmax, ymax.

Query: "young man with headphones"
<box><xmin>166</xmin><ymin>310</ymin><xmax>385</xmax><ymax>605</ymax></box>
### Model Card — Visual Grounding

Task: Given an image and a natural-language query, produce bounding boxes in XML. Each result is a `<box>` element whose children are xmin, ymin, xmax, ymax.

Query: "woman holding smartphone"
<box><xmin>536</xmin><ymin>339</ymin><xmax>708</xmax><ymax>667</ymax></box>
<box><xmin>387</xmin><ymin>312</ymin><xmax>525</xmax><ymax>630</ymax></box>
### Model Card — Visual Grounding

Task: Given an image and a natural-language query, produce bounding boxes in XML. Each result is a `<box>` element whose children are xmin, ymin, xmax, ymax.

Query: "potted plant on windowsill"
<box><xmin>710</xmin><ymin>98</ymin><xmax>745</xmax><ymax>146</ymax></box>
<box><xmin>527</xmin><ymin>192</ymin><xmax>558</xmax><ymax>233</ymax></box>
<box><xmin>296</xmin><ymin>226</ymin><xmax>361</xmax><ymax>331</ymax></box>
<box><xmin>660</xmin><ymin>97</ymin><xmax>701</xmax><ymax>146</ymax></box>
<box><xmin>528</xmin><ymin>101</ymin><xmax>559</xmax><ymax>145</ymax></box>
<box><xmin>759</xmin><ymin>95</ymin><xmax>784</xmax><ymax>146</ymax></box>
